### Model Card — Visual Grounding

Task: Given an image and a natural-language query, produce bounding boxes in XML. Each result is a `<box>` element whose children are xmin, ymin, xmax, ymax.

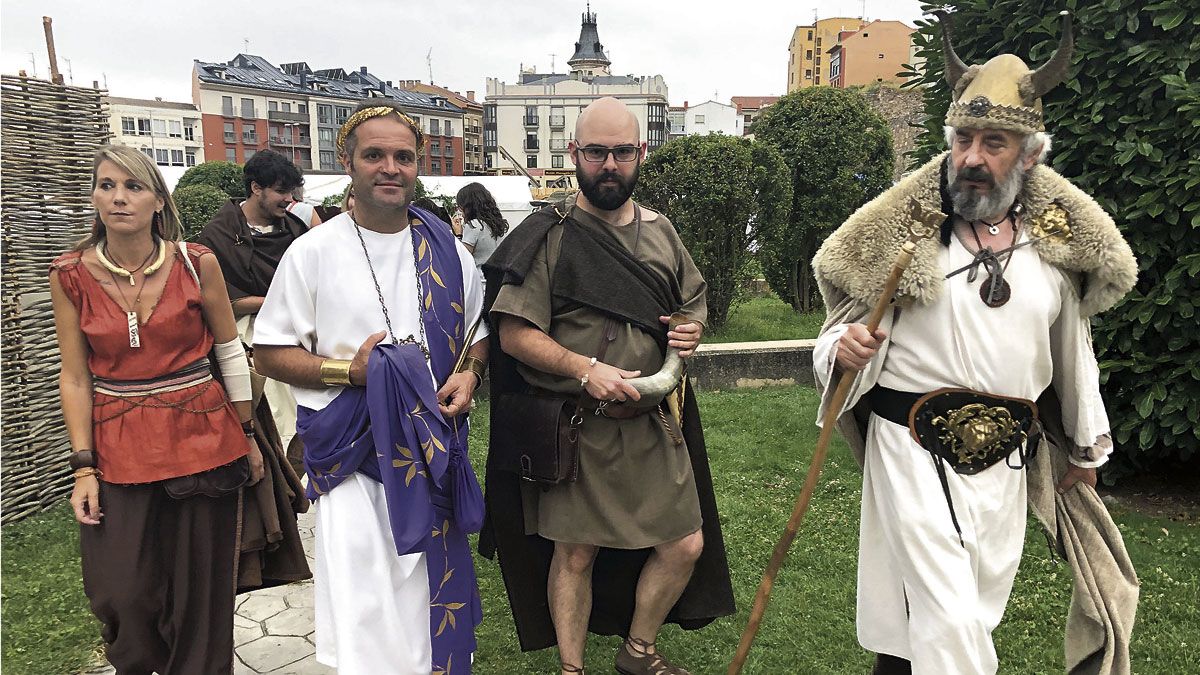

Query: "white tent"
<box><xmin>293</xmin><ymin>174</ymin><xmax>536</xmax><ymax>228</ymax></box>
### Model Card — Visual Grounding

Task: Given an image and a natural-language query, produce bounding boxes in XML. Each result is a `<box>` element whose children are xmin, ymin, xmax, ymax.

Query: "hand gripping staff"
<box><xmin>728</xmin><ymin>199</ymin><xmax>944</xmax><ymax>674</ymax></box>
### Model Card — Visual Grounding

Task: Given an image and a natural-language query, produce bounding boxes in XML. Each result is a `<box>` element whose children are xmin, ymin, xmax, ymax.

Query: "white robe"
<box><xmin>815</xmin><ymin>229</ymin><xmax>1110</xmax><ymax>675</ymax></box>
<box><xmin>254</xmin><ymin>212</ymin><xmax>487</xmax><ymax>674</ymax></box>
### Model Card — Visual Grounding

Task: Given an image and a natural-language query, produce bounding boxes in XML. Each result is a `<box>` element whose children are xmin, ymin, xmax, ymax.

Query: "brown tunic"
<box><xmin>490</xmin><ymin>203</ymin><xmax>707</xmax><ymax>549</ymax></box>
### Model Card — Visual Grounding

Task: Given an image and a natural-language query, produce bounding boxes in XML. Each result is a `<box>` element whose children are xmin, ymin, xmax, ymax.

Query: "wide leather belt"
<box><xmin>868</xmin><ymin>385</ymin><xmax>1043</xmax><ymax>546</ymax></box>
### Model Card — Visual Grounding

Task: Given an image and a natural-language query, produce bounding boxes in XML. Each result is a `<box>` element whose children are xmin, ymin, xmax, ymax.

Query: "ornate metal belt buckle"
<box><xmin>932</xmin><ymin>403</ymin><xmax>1024</xmax><ymax>465</ymax></box>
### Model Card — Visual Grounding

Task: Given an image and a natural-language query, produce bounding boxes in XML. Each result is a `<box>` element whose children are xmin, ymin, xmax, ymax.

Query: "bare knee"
<box><xmin>658</xmin><ymin>530</ymin><xmax>703</xmax><ymax>567</ymax></box>
<box><xmin>554</xmin><ymin>542</ymin><xmax>599</xmax><ymax>576</ymax></box>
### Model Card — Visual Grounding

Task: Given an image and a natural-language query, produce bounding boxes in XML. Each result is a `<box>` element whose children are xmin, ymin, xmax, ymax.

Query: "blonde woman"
<box><xmin>49</xmin><ymin>145</ymin><xmax>262</xmax><ymax>674</ymax></box>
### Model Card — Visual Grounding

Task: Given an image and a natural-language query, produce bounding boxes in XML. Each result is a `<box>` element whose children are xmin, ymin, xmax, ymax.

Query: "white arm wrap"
<box><xmin>213</xmin><ymin>338</ymin><xmax>252</xmax><ymax>402</ymax></box>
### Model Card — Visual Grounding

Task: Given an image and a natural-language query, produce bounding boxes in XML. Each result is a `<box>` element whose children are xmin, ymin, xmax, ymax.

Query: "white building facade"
<box><xmin>679</xmin><ymin>100</ymin><xmax>742</xmax><ymax>137</ymax></box>
<box><xmin>483</xmin><ymin>10</ymin><xmax>668</xmax><ymax>175</ymax></box>
<box><xmin>107</xmin><ymin>97</ymin><xmax>204</xmax><ymax>168</ymax></box>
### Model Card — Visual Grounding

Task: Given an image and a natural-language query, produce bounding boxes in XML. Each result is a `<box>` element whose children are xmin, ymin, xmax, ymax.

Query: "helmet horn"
<box><xmin>933</xmin><ymin>10</ymin><xmax>969</xmax><ymax>89</ymax></box>
<box><xmin>1029</xmin><ymin>11</ymin><xmax>1074</xmax><ymax>99</ymax></box>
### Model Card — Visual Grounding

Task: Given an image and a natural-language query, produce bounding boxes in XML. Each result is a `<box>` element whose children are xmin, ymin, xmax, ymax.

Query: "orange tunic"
<box><xmin>51</xmin><ymin>244</ymin><xmax>247</xmax><ymax>483</ymax></box>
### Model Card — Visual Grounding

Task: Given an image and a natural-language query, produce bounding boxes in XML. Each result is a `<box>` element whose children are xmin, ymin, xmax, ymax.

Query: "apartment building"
<box><xmin>730</xmin><ymin>96</ymin><xmax>780</xmax><ymax>136</ymax></box>
<box><xmin>106</xmin><ymin>96</ymin><xmax>204</xmax><ymax>168</ymax></box>
<box><xmin>397</xmin><ymin>80</ymin><xmax>485</xmax><ymax>175</ymax></box>
<box><xmin>827</xmin><ymin>20</ymin><xmax>915</xmax><ymax>89</ymax></box>
<box><xmin>193</xmin><ymin>55</ymin><xmax>466</xmax><ymax>175</ymax></box>
<box><xmin>787</xmin><ymin>17</ymin><xmax>867</xmax><ymax>91</ymax></box>
<box><xmin>483</xmin><ymin>9</ymin><xmax>668</xmax><ymax>175</ymax></box>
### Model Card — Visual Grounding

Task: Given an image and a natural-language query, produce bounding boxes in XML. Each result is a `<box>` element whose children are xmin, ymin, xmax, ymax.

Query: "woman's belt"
<box><xmin>93</xmin><ymin>358</ymin><xmax>213</xmax><ymax>398</ymax></box>
<box><xmin>868</xmin><ymin>385</ymin><xmax>1043</xmax><ymax>546</ymax></box>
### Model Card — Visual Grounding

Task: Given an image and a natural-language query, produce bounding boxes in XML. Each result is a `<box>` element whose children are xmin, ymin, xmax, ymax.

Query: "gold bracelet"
<box><xmin>319</xmin><ymin>359</ymin><xmax>354</xmax><ymax>387</ymax></box>
<box><xmin>73</xmin><ymin>467</ymin><xmax>102</xmax><ymax>479</ymax></box>
<box><xmin>458</xmin><ymin>356</ymin><xmax>487</xmax><ymax>387</ymax></box>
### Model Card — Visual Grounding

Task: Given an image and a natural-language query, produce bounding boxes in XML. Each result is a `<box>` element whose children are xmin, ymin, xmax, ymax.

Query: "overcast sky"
<box><xmin>2</xmin><ymin>0</ymin><xmax>927</xmax><ymax>106</ymax></box>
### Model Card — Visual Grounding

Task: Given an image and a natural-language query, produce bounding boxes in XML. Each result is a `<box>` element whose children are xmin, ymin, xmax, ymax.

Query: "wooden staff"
<box><xmin>728</xmin><ymin>199</ymin><xmax>943</xmax><ymax>674</ymax></box>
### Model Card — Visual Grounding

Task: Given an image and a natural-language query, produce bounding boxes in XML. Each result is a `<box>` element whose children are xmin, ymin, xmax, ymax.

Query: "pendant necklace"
<box><xmin>966</xmin><ymin>222</ymin><xmax>1019</xmax><ymax>308</ymax></box>
<box><xmin>350</xmin><ymin>216</ymin><xmax>431</xmax><ymax>360</ymax></box>
<box><xmin>108</xmin><ymin>269</ymin><xmax>152</xmax><ymax>348</ymax></box>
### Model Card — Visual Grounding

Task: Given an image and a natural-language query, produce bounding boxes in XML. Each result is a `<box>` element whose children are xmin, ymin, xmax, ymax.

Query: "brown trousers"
<box><xmin>80</xmin><ymin>481</ymin><xmax>238</xmax><ymax>675</ymax></box>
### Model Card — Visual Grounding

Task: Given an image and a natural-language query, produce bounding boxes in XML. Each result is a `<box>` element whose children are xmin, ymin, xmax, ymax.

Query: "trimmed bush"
<box><xmin>173</xmin><ymin>184</ymin><xmax>229</xmax><ymax>239</ymax></box>
<box><xmin>752</xmin><ymin>87</ymin><xmax>894</xmax><ymax>311</ymax></box>
<box><xmin>634</xmin><ymin>134</ymin><xmax>791</xmax><ymax>329</ymax></box>
<box><xmin>175</xmin><ymin>161</ymin><xmax>245</xmax><ymax>199</ymax></box>
<box><xmin>905</xmin><ymin>2</ymin><xmax>1200</xmax><ymax>478</ymax></box>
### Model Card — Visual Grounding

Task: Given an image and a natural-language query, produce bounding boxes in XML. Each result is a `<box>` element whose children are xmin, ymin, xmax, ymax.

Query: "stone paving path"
<box><xmin>84</xmin><ymin>510</ymin><xmax>329</xmax><ymax>675</ymax></box>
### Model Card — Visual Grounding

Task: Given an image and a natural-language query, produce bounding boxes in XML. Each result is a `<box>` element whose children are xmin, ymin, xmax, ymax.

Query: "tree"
<box><xmin>905</xmin><ymin>2</ymin><xmax>1199</xmax><ymax>478</ymax></box>
<box><xmin>173</xmin><ymin>184</ymin><xmax>229</xmax><ymax>239</ymax></box>
<box><xmin>175</xmin><ymin>161</ymin><xmax>246</xmax><ymax>199</ymax></box>
<box><xmin>752</xmin><ymin>87</ymin><xmax>893</xmax><ymax>311</ymax></box>
<box><xmin>634</xmin><ymin>134</ymin><xmax>791</xmax><ymax>328</ymax></box>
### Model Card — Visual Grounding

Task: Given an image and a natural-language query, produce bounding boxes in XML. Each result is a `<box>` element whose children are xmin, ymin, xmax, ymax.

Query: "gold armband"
<box><xmin>319</xmin><ymin>359</ymin><xmax>354</xmax><ymax>387</ymax></box>
<box><xmin>457</xmin><ymin>356</ymin><xmax>487</xmax><ymax>387</ymax></box>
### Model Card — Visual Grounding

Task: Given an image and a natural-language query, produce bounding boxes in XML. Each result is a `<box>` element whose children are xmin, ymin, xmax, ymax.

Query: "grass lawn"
<box><xmin>3</xmin><ymin>386</ymin><xmax>1197</xmax><ymax>674</ymax></box>
<box><xmin>706</xmin><ymin>295</ymin><xmax>825</xmax><ymax>343</ymax></box>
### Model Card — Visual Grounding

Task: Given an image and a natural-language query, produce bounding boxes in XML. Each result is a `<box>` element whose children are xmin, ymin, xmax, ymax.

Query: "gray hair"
<box><xmin>944</xmin><ymin>126</ymin><xmax>1052</xmax><ymax>164</ymax></box>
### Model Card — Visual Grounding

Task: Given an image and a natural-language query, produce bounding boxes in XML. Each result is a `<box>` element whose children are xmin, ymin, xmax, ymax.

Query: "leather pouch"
<box><xmin>493</xmin><ymin>392</ymin><xmax>580</xmax><ymax>485</ymax></box>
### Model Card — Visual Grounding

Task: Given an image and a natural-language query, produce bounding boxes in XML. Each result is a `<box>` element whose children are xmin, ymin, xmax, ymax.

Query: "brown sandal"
<box><xmin>614</xmin><ymin>637</ymin><xmax>690</xmax><ymax>675</ymax></box>
<box><xmin>561</xmin><ymin>662</ymin><xmax>585</xmax><ymax>674</ymax></box>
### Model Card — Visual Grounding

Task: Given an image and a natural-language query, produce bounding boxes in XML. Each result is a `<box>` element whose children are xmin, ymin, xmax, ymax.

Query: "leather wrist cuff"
<box><xmin>68</xmin><ymin>450</ymin><xmax>97</xmax><ymax>471</ymax></box>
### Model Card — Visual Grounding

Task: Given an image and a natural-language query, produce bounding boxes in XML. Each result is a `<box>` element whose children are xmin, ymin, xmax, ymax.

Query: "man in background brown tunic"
<box><xmin>482</xmin><ymin>97</ymin><xmax>734</xmax><ymax>675</ymax></box>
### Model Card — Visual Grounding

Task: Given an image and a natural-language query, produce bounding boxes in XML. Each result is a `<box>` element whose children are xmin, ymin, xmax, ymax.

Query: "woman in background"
<box><xmin>455</xmin><ymin>182</ymin><xmax>509</xmax><ymax>273</ymax></box>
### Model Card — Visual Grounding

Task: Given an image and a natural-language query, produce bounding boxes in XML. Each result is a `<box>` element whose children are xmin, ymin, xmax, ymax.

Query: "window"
<box><xmin>320</xmin><ymin>150</ymin><xmax>336</xmax><ymax>170</ymax></box>
<box><xmin>445</xmin><ymin>159</ymin><xmax>453</xmax><ymax>174</ymax></box>
<box><xmin>806</xmin><ymin>50</ymin><xmax>813</xmax><ymax>60</ymax></box>
<box><xmin>816</xmin><ymin>56</ymin><xmax>822</xmax><ymax>66</ymax></box>
<box><xmin>151</xmin><ymin>119</ymin><xmax>167</xmax><ymax>137</ymax></box>
<box><xmin>879</xmin><ymin>53</ymin><xmax>885</xmax><ymax>59</ymax></box>
<box><xmin>155</xmin><ymin>148</ymin><xmax>169</xmax><ymax>165</ymax></box>
<box><xmin>444</xmin><ymin>120</ymin><xmax>452</xmax><ymax>136</ymax></box>
<box><xmin>525</xmin><ymin>132</ymin><xmax>538</xmax><ymax>151</ymax></box>
<box><xmin>318</xmin><ymin>128</ymin><xmax>335</xmax><ymax>148</ymax></box>
<box><xmin>815</xmin><ymin>75</ymin><xmax>821</xmax><ymax>85</ymax></box>
<box><xmin>170</xmin><ymin>149</ymin><xmax>184</xmax><ymax>166</ymax></box>
<box><xmin>241</xmin><ymin>98</ymin><xmax>255</xmax><ymax>118</ymax></box>
<box><xmin>224</xmin><ymin>121</ymin><xmax>236</xmax><ymax>143</ymax></box>
<box><xmin>335</xmin><ymin>106</ymin><xmax>350</xmax><ymax>124</ymax></box>
<box><xmin>169</xmin><ymin>120</ymin><xmax>182</xmax><ymax>138</ymax></box>
<box><xmin>121</xmin><ymin>117</ymin><xmax>136</xmax><ymax>135</ymax></box>
<box><xmin>185</xmin><ymin>148</ymin><xmax>197</xmax><ymax>166</ymax></box>
<box><xmin>298</xmin><ymin>103</ymin><xmax>308</xmax><ymax>114</ymax></box>
<box><xmin>430</xmin><ymin>119</ymin><xmax>441</xmax><ymax>136</ymax></box>
<box><xmin>805</xmin><ymin>69</ymin><xmax>813</xmax><ymax>79</ymax></box>
<box><xmin>282</xmin><ymin>102</ymin><xmax>292</xmax><ymax>112</ymax></box>
<box><xmin>431</xmin><ymin>140</ymin><xmax>441</xmax><ymax>156</ymax></box>
<box><xmin>141</xmin><ymin>147</ymin><xmax>154</xmax><ymax>159</ymax></box>
<box><xmin>431</xmin><ymin>160</ymin><xmax>441</xmax><ymax>173</ymax></box>
<box><xmin>807</xmin><ymin>30</ymin><xmax>813</xmax><ymax>40</ymax></box>
<box><xmin>527</xmin><ymin>155</ymin><xmax>537</xmax><ymax>168</ymax></box>
<box><xmin>317</xmin><ymin>104</ymin><xmax>333</xmax><ymax>124</ymax></box>
<box><xmin>863</xmin><ymin>32</ymin><xmax>870</xmax><ymax>38</ymax></box>
<box><xmin>552</xmin><ymin>154</ymin><xmax>563</xmax><ymax>169</ymax></box>
<box><xmin>269</xmin><ymin>101</ymin><xmax>278</xmax><ymax>112</ymax></box>
<box><xmin>222</xmin><ymin>96</ymin><xmax>234</xmax><ymax>116</ymax></box>
<box><xmin>226</xmin><ymin>148</ymin><xmax>237</xmax><ymax>162</ymax></box>
<box><xmin>137</xmin><ymin>118</ymin><xmax>152</xmax><ymax>136</ymax></box>
<box><xmin>694</xmin><ymin>114</ymin><xmax>705</xmax><ymax>124</ymax></box>
<box><xmin>815</xmin><ymin>37</ymin><xmax>822</xmax><ymax>47</ymax></box>
<box><xmin>184</xmin><ymin>123</ymin><xmax>196</xmax><ymax>141</ymax></box>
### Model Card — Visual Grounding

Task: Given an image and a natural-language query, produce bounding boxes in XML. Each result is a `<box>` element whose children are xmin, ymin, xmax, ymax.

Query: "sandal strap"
<box><xmin>561</xmin><ymin>663</ymin><xmax>585</xmax><ymax>674</ymax></box>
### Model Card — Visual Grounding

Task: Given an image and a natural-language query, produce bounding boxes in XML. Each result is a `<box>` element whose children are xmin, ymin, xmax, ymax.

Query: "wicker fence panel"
<box><xmin>1</xmin><ymin>75</ymin><xmax>110</xmax><ymax>523</ymax></box>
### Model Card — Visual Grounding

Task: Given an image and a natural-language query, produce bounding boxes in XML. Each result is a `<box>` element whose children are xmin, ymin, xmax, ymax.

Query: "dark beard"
<box><xmin>947</xmin><ymin>160</ymin><xmax>1026</xmax><ymax>222</ymax></box>
<box><xmin>577</xmin><ymin>165</ymin><xmax>638</xmax><ymax>211</ymax></box>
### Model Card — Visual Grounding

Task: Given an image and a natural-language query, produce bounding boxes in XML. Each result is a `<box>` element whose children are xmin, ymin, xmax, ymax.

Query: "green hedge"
<box><xmin>906</xmin><ymin>2</ymin><xmax>1200</xmax><ymax>478</ymax></box>
<box><xmin>175</xmin><ymin>161</ymin><xmax>245</xmax><ymax>199</ymax></box>
<box><xmin>634</xmin><ymin>134</ymin><xmax>791</xmax><ymax>328</ymax></box>
<box><xmin>173</xmin><ymin>184</ymin><xmax>229</xmax><ymax>239</ymax></box>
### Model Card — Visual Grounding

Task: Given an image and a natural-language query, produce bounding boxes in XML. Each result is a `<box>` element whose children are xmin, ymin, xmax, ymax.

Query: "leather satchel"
<box><xmin>162</xmin><ymin>456</ymin><xmax>251</xmax><ymax>499</ymax></box>
<box><xmin>494</xmin><ymin>393</ymin><xmax>581</xmax><ymax>485</ymax></box>
<box><xmin>492</xmin><ymin>318</ymin><xmax>618</xmax><ymax>486</ymax></box>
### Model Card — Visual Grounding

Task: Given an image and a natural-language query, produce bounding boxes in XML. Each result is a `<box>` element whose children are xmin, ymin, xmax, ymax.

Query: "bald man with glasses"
<box><xmin>480</xmin><ymin>97</ymin><xmax>735</xmax><ymax>675</ymax></box>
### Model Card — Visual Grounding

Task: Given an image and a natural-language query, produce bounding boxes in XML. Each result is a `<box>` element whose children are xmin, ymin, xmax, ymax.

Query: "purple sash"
<box><xmin>296</xmin><ymin>206</ymin><xmax>482</xmax><ymax>673</ymax></box>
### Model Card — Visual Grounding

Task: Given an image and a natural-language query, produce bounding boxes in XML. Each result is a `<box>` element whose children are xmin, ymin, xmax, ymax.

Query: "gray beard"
<box><xmin>947</xmin><ymin>160</ymin><xmax>1026</xmax><ymax>222</ymax></box>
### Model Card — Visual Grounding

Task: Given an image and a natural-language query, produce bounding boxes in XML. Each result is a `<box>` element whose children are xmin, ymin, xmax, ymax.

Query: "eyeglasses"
<box><xmin>575</xmin><ymin>145</ymin><xmax>640</xmax><ymax>163</ymax></box>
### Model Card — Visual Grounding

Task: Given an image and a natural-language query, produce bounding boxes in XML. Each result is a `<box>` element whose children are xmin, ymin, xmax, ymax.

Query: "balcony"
<box><xmin>268</xmin><ymin>109</ymin><xmax>308</xmax><ymax>123</ymax></box>
<box><xmin>523</xmin><ymin>115</ymin><xmax>539</xmax><ymax>127</ymax></box>
<box><xmin>549</xmin><ymin>115</ymin><xmax>565</xmax><ymax>128</ymax></box>
<box><xmin>242</xmin><ymin>132</ymin><xmax>258</xmax><ymax>145</ymax></box>
<box><xmin>298</xmin><ymin>159</ymin><xmax>313</xmax><ymax>170</ymax></box>
<box><xmin>523</xmin><ymin>139</ymin><xmax>540</xmax><ymax>151</ymax></box>
<box><xmin>443</xmin><ymin>146</ymin><xmax>455</xmax><ymax>157</ymax></box>
<box><xmin>224</xmin><ymin>132</ymin><xmax>237</xmax><ymax>143</ymax></box>
<box><xmin>549</xmin><ymin>139</ymin><xmax>568</xmax><ymax>152</ymax></box>
<box><xmin>270</xmin><ymin>135</ymin><xmax>312</xmax><ymax>148</ymax></box>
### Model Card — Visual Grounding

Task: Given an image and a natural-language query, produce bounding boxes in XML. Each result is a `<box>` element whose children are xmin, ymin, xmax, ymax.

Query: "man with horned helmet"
<box><xmin>811</xmin><ymin>10</ymin><xmax>1139</xmax><ymax>674</ymax></box>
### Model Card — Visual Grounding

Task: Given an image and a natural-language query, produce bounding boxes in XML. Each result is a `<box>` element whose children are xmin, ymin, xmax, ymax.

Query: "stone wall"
<box><xmin>857</xmin><ymin>84</ymin><xmax>925</xmax><ymax>181</ymax></box>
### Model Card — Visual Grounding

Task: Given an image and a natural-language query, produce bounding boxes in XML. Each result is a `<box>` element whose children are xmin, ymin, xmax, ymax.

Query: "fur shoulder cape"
<box><xmin>813</xmin><ymin>153</ymin><xmax>1137</xmax><ymax>317</ymax></box>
